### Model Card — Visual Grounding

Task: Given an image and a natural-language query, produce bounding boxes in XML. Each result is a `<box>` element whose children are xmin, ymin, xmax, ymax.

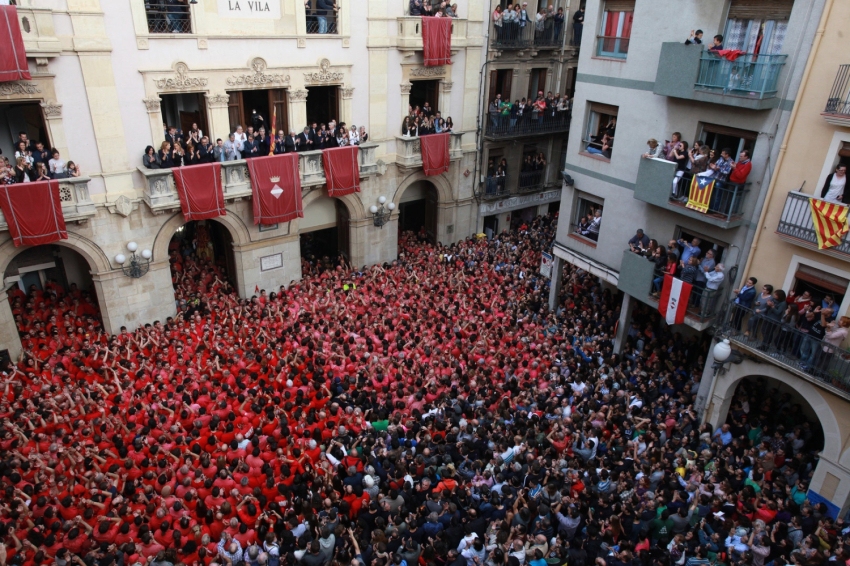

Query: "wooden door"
<box><xmin>424</xmin><ymin>188</ymin><xmax>438</xmax><ymax>243</ymax></box>
<box><xmin>500</xmin><ymin>70</ymin><xmax>513</xmax><ymax>102</ymax></box>
<box><xmin>267</xmin><ymin>89</ymin><xmax>289</xmax><ymax>136</ymax></box>
<box><xmin>488</xmin><ymin>70</ymin><xmax>498</xmax><ymax>104</ymax></box>
<box><xmin>227</xmin><ymin>90</ymin><xmax>244</xmax><ymax>132</ymax></box>
<box><xmin>196</xmin><ymin>93</ymin><xmax>210</xmax><ymax>138</ymax></box>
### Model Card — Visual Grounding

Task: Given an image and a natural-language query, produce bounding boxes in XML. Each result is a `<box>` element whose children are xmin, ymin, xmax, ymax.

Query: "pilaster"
<box><xmin>440</xmin><ymin>81</ymin><xmax>453</xmax><ymax>121</ymax></box>
<box><xmin>142</xmin><ymin>96</ymin><xmax>163</xmax><ymax>148</ymax></box>
<box><xmin>340</xmin><ymin>87</ymin><xmax>355</xmax><ymax>127</ymax></box>
<box><xmin>400</xmin><ymin>82</ymin><xmax>412</xmax><ymax>124</ymax></box>
<box><xmin>206</xmin><ymin>93</ymin><xmax>232</xmax><ymax>141</ymax></box>
<box><xmin>0</xmin><ymin>291</ymin><xmax>22</xmax><ymax>360</ymax></box>
<box><xmin>289</xmin><ymin>90</ymin><xmax>308</xmax><ymax>131</ymax></box>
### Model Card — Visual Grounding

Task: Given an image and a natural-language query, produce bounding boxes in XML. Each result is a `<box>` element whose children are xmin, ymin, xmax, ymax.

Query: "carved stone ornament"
<box><xmin>440</xmin><ymin>81</ymin><xmax>454</xmax><ymax>92</ymax></box>
<box><xmin>143</xmin><ymin>96</ymin><xmax>162</xmax><ymax>113</ymax></box>
<box><xmin>40</xmin><ymin>100</ymin><xmax>62</xmax><ymax>117</ymax></box>
<box><xmin>154</xmin><ymin>62</ymin><xmax>209</xmax><ymax>90</ymax></box>
<box><xmin>0</xmin><ymin>82</ymin><xmax>40</xmax><ymax>96</ymax></box>
<box><xmin>410</xmin><ymin>66</ymin><xmax>445</xmax><ymax>77</ymax></box>
<box><xmin>341</xmin><ymin>87</ymin><xmax>355</xmax><ymax>99</ymax></box>
<box><xmin>226</xmin><ymin>57</ymin><xmax>289</xmax><ymax>87</ymax></box>
<box><xmin>289</xmin><ymin>89</ymin><xmax>308</xmax><ymax>102</ymax></box>
<box><xmin>205</xmin><ymin>93</ymin><xmax>230</xmax><ymax>107</ymax></box>
<box><xmin>303</xmin><ymin>58</ymin><xmax>343</xmax><ymax>84</ymax></box>
<box><xmin>400</xmin><ymin>83</ymin><xmax>413</xmax><ymax>95</ymax></box>
<box><xmin>113</xmin><ymin>195</ymin><xmax>133</xmax><ymax>217</ymax></box>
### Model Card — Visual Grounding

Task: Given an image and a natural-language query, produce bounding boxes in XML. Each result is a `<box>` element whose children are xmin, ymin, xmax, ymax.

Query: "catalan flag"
<box><xmin>810</xmin><ymin>199</ymin><xmax>849</xmax><ymax>250</ymax></box>
<box><xmin>269</xmin><ymin>104</ymin><xmax>277</xmax><ymax>156</ymax></box>
<box><xmin>686</xmin><ymin>175</ymin><xmax>715</xmax><ymax>214</ymax></box>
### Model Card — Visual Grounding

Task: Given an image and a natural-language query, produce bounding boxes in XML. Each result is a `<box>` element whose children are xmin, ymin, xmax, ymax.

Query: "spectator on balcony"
<box><xmin>317</xmin><ymin>0</ymin><xmax>338</xmax><ymax>33</ymax></box>
<box><xmin>297</xmin><ymin>127</ymin><xmax>314</xmax><ymax>152</ymax></box>
<box><xmin>628</xmin><ymin>229</ymin><xmax>650</xmax><ymax>253</ymax></box>
<box><xmin>33</xmin><ymin>163</ymin><xmax>50</xmax><ymax>182</ymax></box>
<box><xmin>184</xmin><ymin>140</ymin><xmax>200</xmax><ymax>165</ymax></box>
<box><xmin>488</xmin><ymin>95</ymin><xmax>502</xmax><ymax>130</ymax></box>
<box><xmin>157</xmin><ymin>141</ymin><xmax>174</xmax><ymax>168</ymax></box>
<box><xmin>213</xmin><ymin>138</ymin><xmax>227</xmax><ymax>162</ymax></box>
<box><xmin>817</xmin><ymin>294</ymin><xmax>838</xmax><ymax>322</ymax></box>
<box><xmin>143</xmin><ymin>145</ymin><xmax>159</xmax><ymax>169</ymax></box>
<box><xmin>165</xmin><ymin>125</ymin><xmax>180</xmax><ymax>147</ymax></box>
<box><xmin>492</xmin><ymin>5</ymin><xmax>503</xmax><ymax>40</ymax></box>
<box><xmin>652</xmin><ymin>252</ymin><xmax>678</xmax><ymax>294</ymax></box>
<box><xmin>670</xmin><ymin>141</ymin><xmax>690</xmax><ymax>200</ymax></box>
<box><xmin>677</xmin><ymin>237</ymin><xmax>701</xmax><ymax>265</ymax></box>
<box><xmin>500</xmin><ymin>99</ymin><xmax>513</xmax><ymax>128</ymax></box>
<box><xmin>410</xmin><ymin>0</ymin><xmax>423</xmax><ymax>15</ymax></box>
<box><xmin>14</xmin><ymin>141</ymin><xmax>33</xmax><ymax>168</ymax></box>
<box><xmin>732</xmin><ymin>276</ymin><xmax>758</xmax><ymax>330</ymax></box>
<box><xmin>67</xmin><ymin>161</ymin><xmax>81</xmax><ymax>177</ymax></box>
<box><xmin>689</xmin><ymin>143</ymin><xmax>710</xmax><ymax>174</ymax></box>
<box><xmin>401</xmin><ymin>117</ymin><xmax>414</xmax><ymax>137</ymax></box>
<box><xmin>729</xmin><ymin>149</ymin><xmax>752</xmax><ymax>186</ymax></box>
<box><xmin>705</xmin><ymin>263</ymin><xmax>725</xmax><ymax>291</ymax></box>
<box><xmin>242</xmin><ymin>134</ymin><xmax>259</xmax><ymax>159</ymax></box>
<box><xmin>444</xmin><ymin>117</ymin><xmax>454</xmax><ymax>132</ymax></box>
<box><xmin>820</xmin><ymin>164</ymin><xmax>849</xmax><ymax>204</ymax></box>
<box><xmin>13</xmin><ymin>157</ymin><xmax>32</xmax><ymax>183</ymax></box>
<box><xmin>692</xmin><ymin>248</ymin><xmax>715</xmax><ymax>304</ymax></box>
<box><xmin>642</xmin><ymin>139</ymin><xmax>663</xmax><ymax>159</ymax></box>
<box><xmin>582</xmin><ymin>209</ymin><xmax>602</xmax><ymax>241</ymax></box>
<box><xmin>49</xmin><ymin>150</ymin><xmax>66</xmax><ymax>178</ymax></box>
<box><xmin>783</xmin><ymin>289</ymin><xmax>813</xmax><ymax>328</ymax></box>
<box><xmin>224</xmin><ymin>133</ymin><xmax>241</xmax><ymax>160</ymax></box>
<box><xmin>256</xmin><ymin>128</ymin><xmax>271</xmax><ymax>157</ymax></box>
<box><xmin>701</xmin><ymin>148</ymin><xmax>733</xmax><ymax>183</ymax></box>
<box><xmin>799</xmin><ymin>307</ymin><xmax>829</xmax><ymax>371</ymax></box>
<box><xmin>348</xmin><ymin>124</ymin><xmax>360</xmax><ymax>145</ymax></box>
<box><xmin>685</xmin><ymin>29</ymin><xmax>703</xmax><ymax>45</ymax></box>
<box><xmin>31</xmin><ymin>141</ymin><xmax>49</xmax><ymax>168</ymax></box>
<box><xmin>759</xmin><ymin>289</ymin><xmax>787</xmax><ymax>350</ymax></box>
<box><xmin>533</xmin><ymin>94</ymin><xmax>547</xmax><ymax>125</ymax></box>
<box><xmin>445</xmin><ymin>3</ymin><xmax>458</xmax><ymax>17</ymax></box>
<box><xmin>232</xmin><ymin>125</ymin><xmax>247</xmax><ymax>153</ymax></box>
<box><xmin>554</xmin><ymin>8</ymin><xmax>565</xmax><ymax>41</ymax></box>
<box><xmin>557</xmin><ymin>94</ymin><xmax>571</xmax><ymax>122</ymax></box>
<box><xmin>586</xmin><ymin>133</ymin><xmax>612</xmax><ymax>159</ymax></box>
<box><xmin>501</xmin><ymin>4</ymin><xmax>516</xmax><ymax>42</ymax></box>
<box><xmin>165</xmin><ymin>0</ymin><xmax>189</xmax><ymax>33</ymax></box>
<box><xmin>187</xmin><ymin>123</ymin><xmax>202</xmax><ymax>145</ymax></box>
<box><xmin>822</xmin><ymin>316</ymin><xmax>850</xmax><ymax>358</ymax></box>
<box><xmin>284</xmin><ymin>130</ymin><xmax>298</xmax><ymax>153</ymax></box>
<box><xmin>710</xmin><ymin>34</ymin><xmax>724</xmax><ymax>51</ymax></box>
<box><xmin>535</xmin><ymin>8</ymin><xmax>546</xmax><ymax>40</ymax></box>
<box><xmin>198</xmin><ymin>136</ymin><xmax>215</xmax><ymax>163</ymax></box>
<box><xmin>679</xmin><ymin>256</ymin><xmax>699</xmax><ymax>285</ymax></box>
<box><xmin>572</xmin><ymin>6</ymin><xmax>584</xmax><ymax>46</ymax></box>
<box><xmin>336</xmin><ymin>122</ymin><xmax>349</xmax><ymax>146</ymax></box>
<box><xmin>359</xmin><ymin>126</ymin><xmax>369</xmax><ymax>143</ymax></box>
<box><xmin>663</xmin><ymin>132</ymin><xmax>681</xmax><ymax>161</ymax></box>
<box><xmin>745</xmin><ymin>283</ymin><xmax>774</xmax><ymax>338</ymax></box>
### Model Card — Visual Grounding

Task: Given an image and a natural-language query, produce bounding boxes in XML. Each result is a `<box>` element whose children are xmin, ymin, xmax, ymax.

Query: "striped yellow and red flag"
<box><xmin>685</xmin><ymin>175</ymin><xmax>715</xmax><ymax>214</ymax></box>
<box><xmin>269</xmin><ymin>105</ymin><xmax>277</xmax><ymax>155</ymax></box>
<box><xmin>810</xmin><ymin>198</ymin><xmax>849</xmax><ymax>249</ymax></box>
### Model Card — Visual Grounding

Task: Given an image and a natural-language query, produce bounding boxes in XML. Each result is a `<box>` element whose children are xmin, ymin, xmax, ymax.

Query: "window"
<box><xmin>723</xmin><ymin>0</ymin><xmax>793</xmax><ymax>55</ymax></box>
<box><xmin>675</xmin><ymin>227</ymin><xmax>727</xmax><ymax>264</ymax></box>
<box><xmin>488</xmin><ymin>69</ymin><xmax>513</xmax><ymax>105</ymax></box>
<box><xmin>698</xmin><ymin>123</ymin><xmax>757</xmax><ymax>162</ymax></box>
<box><xmin>582</xmin><ymin>102</ymin><xmax>617</xmax><ymax>160</ymax></box>
<box><xmin>572</xmin><ymin>193</ymin><xmax>603</xmax><ymax>243</ymax></box>
<box><xmin>792</xmin><ymin>265</ymin><xmax>847</xmax><ymax>309</ymax></box>
<box><xmin>596</xmin><ymin>0</ymin><xmax>633</xmax><ymax>59</ymax></box>
<box><xmin>528</xmin><ymin>69</ymin><xmax>548</xmax><ymax>101</ymax></box>
<box><xmin>144</xmin><ymin>1</ymin><xmax>192</xmax><ymax>34</ymax></box>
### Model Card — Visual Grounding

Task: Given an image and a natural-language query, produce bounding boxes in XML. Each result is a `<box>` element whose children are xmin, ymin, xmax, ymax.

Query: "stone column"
<box><xmin>613</xmin><ymin>292</ymin><xmax>633</xmax><ymax>354</ymax></box>
<box><xmin>91</xmin><ymin>263</ymin><xmax>177</xmax><ymax>334</ymax></box>
<box><xmin>0</xmin><ymin>291</ymin><xmax>22</xmax><ymax>360</ymax></box>
<box><xmin>40</xmin><ymin>101</ymin><xmax>69</xmax><ymax>165</ymax></box>
<box><xmin>462</xmin><ymin>49</ymin><xmax>482</xmax><ymax>133</ymax></box>
<box><xmin>340</xmin><ymin>87</ymin><xmax>355</xmax><ymax>127</ymax></box>
<box><xmin>400</xmin><ymin>82</ymin><xmax>412</xmax><ymax>124</ymax></box>
<box><xmin>439</xmin><ymin>81</ymin><xmax>453</xmax><ymax>121</ymax></box>
<box><xmin>143</xmin><ymin>96</ymin><xmax>163</xmax><ymax>147</ymax></box>
<box><xmin>205</xmin><ymin>93</ymin><xmax>232</xmax><ymax>141</ymax></box>
<box><xmin>368</xmin><ymin>49</ymin><xmax>389</xmax><ymax>141</ymax></box>
<box><xmin>547</xmin><ymin>255</ymin><xmax>563</xmax><ymax>311</ymax></box>
<box><xmin>288</xmin><ymin>90</ymin><xmax>308</xmax><ymax>132</ymax></box>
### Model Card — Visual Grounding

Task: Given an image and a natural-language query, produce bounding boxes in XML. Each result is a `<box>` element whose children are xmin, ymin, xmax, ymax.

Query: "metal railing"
<box><xmin>485</xmin><ymin>112</ymin><xmax>570</xmax><ymax>138</ymax></box>
<box><xmin>491</xmin><ymin>22</ymin><xmax>563</xmax><ymax>49</ymax></box>
<box><xmin>717</xmin><ymin>302</ymin><xmax>850</xmax><ymax>393</ymax></box>
<box><xmin>144</xmin><ymin>2</ymin><xmax>192</xmax><ymax>34</ymax></box>
<box><xmin>482</xmin><ymin>175</ymin><xmax>510</xmax><ymax>199</ymax></box>
<box><xmin>776</xmin><ymin>191</ymin><xmax>850</xmax><ymax>255</ymax></box>
<box><xmin>695</xmin><ymin>52</ymin><xmax>787</xmax><ymax>100</ymax></box>
<box><xmin>305</xmin><ymin>12</ymin><xmax>338</xmax><ymax>34</ymax></box>
<box><xmin>519</xmin><ymin>169</ymin><xmax>546</xmax><ymax>192</ymax></box>
<box><xmin>647</xmin><ymin>263</ymin><xmax>731</xmax><ymax>321</ymax></box>
<box><xmin>669</xmin><ymin>173</ymin><xmax>750</xmax><ymax>222</ymax></box>
<box><xmin>824</xmin><ymin>64</ymin><xmax>850</xmax><ymax>116</ymax></box>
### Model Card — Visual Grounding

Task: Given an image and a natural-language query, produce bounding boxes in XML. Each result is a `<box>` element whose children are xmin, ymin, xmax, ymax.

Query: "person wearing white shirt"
<box><xmin>232</xmin><ymin>126</ymin><xmax>247</xmax><ymax>153</ymax></box>
<box><xmin>705</xmin><ymin>263</ymin><xmax>725</xmax><ymax>291</ymax></box>
<box><xmin>821</xmin><ymin>164</ymin><xmax>848</xmax><ymax>204</ymax></box>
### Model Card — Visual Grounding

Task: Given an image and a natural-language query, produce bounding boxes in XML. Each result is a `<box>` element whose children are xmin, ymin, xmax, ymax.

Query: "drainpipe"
<box><xmin>740</xmin><ymin>0</ymin><xmax>832</xmax><ymax>281</ymax></box>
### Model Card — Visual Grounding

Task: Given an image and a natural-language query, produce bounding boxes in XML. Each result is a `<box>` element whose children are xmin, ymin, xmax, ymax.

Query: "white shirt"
<box><xmin>233</xmin><ymin>131</ymin><xmax>247</xmax><ymax>151</ymax></box>
<box><xmin>705</xmin><ymin>270</ymin><xmax>725</xmax><ymax>290</ymax></box>
<box><xmin>825</xmin><ymin>174</ymin><xmax>847</xmax><ymax>203</ymax></box>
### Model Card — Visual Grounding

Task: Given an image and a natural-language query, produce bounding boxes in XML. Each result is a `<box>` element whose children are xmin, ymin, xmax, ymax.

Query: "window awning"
<box><xmin>0</xmin><ymin>6</ymin><xmax>31</xmax><ymax>82</ymax></box>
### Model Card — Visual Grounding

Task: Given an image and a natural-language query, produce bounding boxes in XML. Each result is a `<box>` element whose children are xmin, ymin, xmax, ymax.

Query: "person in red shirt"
<box><xmin>729</xmin><ymin>149</ymin><xmax>752</xmax><ymax>185</ymax></box>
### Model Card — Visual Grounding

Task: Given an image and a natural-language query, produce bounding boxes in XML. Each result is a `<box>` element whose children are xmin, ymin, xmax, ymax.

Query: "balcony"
<box><xmin>138</xmin><ymin>144</ymin><xmax>379</xmax><ymax>215</ymax></box>
<box><xmin>14</xmin><ymin>3</ymin><xmax>61</xmax><ymax>57</ymax></box>
<box><xmin>305</xmin><ymin>12</ymin><xmax>338</xmax><ymax>35</ymax></box>
<box><xmin>633</xmin><ymin>157</ymin><xmax>750</xmax><ymax>229</ymax></box>
<box><xmin>397</xmin><ymin>17</ymin><xmax>468</xmax><ymax>54</ymax></box>
<box><xmin>144</xmin><ymin>2</ymin><xmax>192</xmax><ymax>34</ymax></box>
<box><xmin>653</xmin><ymin>43</ymin><xmax>786</xmax><ymax>110</ymax></box>
<box><xmin>490</xmin><ymin>22</ymin><xmax>564</xmax><ymax>51</ymax></box>
<box><xmin>617</xmin><ymin>249</ymin><xmax>729</xmax><ymax>331</ymax></box>
<box><xmin>822</xmin><ymin>64</ymin><xmax>850</xmax><ymax>127</ymax></box>
<box><xmin>0</xmin><ymin>177</ymin><xmax>96</xmax><ymax>229</ymax></box>
<box><xmin>484</xmin><ymin>114</ymin><xmax>570</xmax><ymax>140</ymax></box>
<box><xmin>518</xmin><ymin>169</ymin><xmax>546</xmax><ymax>193</ymax></box>
<box><xmin>395</xmin><ymin>133</ymin><xmax>463</xmax><ymax>169</ymax></box>
<box><xmin>776</xmin><ymin>191</ymin><xmax>850</xmax><ymax>259</ymax></box>
<box><xmin>715</xmin><ymin>303</ymin><xmax>850</xmax><ymax>400</ymax></box>
<box><xmin>481</xmin><ymin>176</ymin><xmax>511</xmax><ymax>200</ymax></box>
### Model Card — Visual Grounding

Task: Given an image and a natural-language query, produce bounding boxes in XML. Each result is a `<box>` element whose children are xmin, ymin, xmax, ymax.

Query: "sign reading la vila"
<box><xmin>217</xmin><ymin>0</ymin><xmax>281</xmax><ymax>18</ymax></box>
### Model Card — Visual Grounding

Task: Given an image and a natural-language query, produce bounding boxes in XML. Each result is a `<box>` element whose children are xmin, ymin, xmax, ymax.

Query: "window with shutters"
<box><xmin>596</xmin><ymin>0</ymin><xmax>634</xmax><ymax>59</ymax></box>
<box><xmin>581</xmin><ymin>103</ymin><xmax>617</xmax><ymax>161</ymax></box>
<box><xmin>722</xmin><ymin>0</ymin><xmax>794</xmax><ymax>55</ymax></box>
<box><xmin>697</xmin><ymin>123</ymin><xmax>757</xmax><ymax>163</ymax></box>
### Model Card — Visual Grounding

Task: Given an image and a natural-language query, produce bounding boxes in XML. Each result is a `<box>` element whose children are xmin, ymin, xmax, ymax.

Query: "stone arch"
<box><xmin>709</xmin><ymin>364</ymin><xmax>842</xmax><ymax>463</ymax></box>
<box><xmin>391</xmin><ymin>171</ymin><xmax>453</xmax><ymax>209</ymax></box>
<box><xmin>151</xmin><ymin>209</ymin><xmax>252</xmax><ymax>264</ymax></box>
<box><xmin>0</xmin><ymin>231</ymin><xmax>111</xmax><ymax>275</ymax></box>
<box><xmin>293</xmin><ymin>190</ymin><xmax>365</xmax><ymax>233</ymax></box>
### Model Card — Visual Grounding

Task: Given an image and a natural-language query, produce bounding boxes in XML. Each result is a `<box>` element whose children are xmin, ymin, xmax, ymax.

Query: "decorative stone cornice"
<box><xmin>142</xmin><ymin>96</ymin><xmax>162</xmax><ymax>113</ymax></box>
<box><xmin>205</xmin><ymin>93</ymin><xmax>230</xmax><ymax>108</ymax></box>
<box><xmin>400</xmin><ymin>83</ymin><xmax>413</xmax><ymax>95</ymax></box>
<box><xmin>341</xmin><ymin>87</ymin><xmax>355</xmax><ymax>99</ymax></box>
<box><xmin>440</xmin><ymin>81</ymin><xmax>454</xmax><ymax>93</ymax></box>
<box><xmin>226</xmin><ymin>57</ymin><xmax>289</xmax><ymax>87</ymax></box>
<box><xmin>410</xmin><ymin>66</ymin><xmax>445</xmax><ymax>77</ymax></box>
<box><xmin>40</xmin><ymin>100</ymin><xmax>62</xmax><ymax>117</ymax></box>
<box><xmin>0</xmin><ymin>82</ymin><xmax>40</xmax><ymax>96</ymax></box>
<box><xmin>289</xmin><ymin>89</ymin><xmax>308</xmax><ymax>102</ymax></box>
<box><xmin>303</xmin><ymin>58</ymin><xmax>343</xmax><ymax>84</ymax></box>
<box><xmin>154</xmin><ymin>62</ymin><xmax>208</xmax><ymax>90</ymax></box>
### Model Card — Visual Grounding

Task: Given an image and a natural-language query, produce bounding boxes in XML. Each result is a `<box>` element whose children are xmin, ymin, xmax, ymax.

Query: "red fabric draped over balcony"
<box><xmin>246</xmin><ymin>153</ymin><xmax>304</xmax><ymax>225</ymax></box>
<box><xmin>172</xmin><ymin>163</ymin><xmax>226</xmax><ymax>221</ymax></box>
<box><xmin>420</xmin><ymin>133</ymin><xmax>450</xmax><ymax>176</ymax></box>
<box><xmin>322</xmin><ymin>146</ymin><xmax>360</xmax><ymax>197</ymax></box>
<box><xmin>0</xmin><ymin>181</ymin><xmax>67</xmax><ymax>247</ymax></box>
<box><xmin>0</xmin><ymin>6</ymin><xmax>31</xmax><ymax>82</ymax></box>
<box><xmin>422</xmin><ymin>16</ymin><xmax>452</xmax><ymax>67</ymax></box>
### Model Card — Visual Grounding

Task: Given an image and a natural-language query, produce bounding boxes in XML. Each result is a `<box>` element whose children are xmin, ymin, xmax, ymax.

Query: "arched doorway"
<box><xmin>299</xmin><ymin>195</ymin><xmax>350</xmax><ymax>265</ymax></box>
<box><xmin>397</xmin><ymin>181</ymin><xmax>438</xmax><ymax>243</ymax></box>
<box><xmin>168</xmin><ymin>220</ymin><xmax>237</xmax><ymax>292</ymax></box>
<box><xmin>4</xmin><ymin>245</ymin><xmax>103</xmax><ymax>346</ymax></box>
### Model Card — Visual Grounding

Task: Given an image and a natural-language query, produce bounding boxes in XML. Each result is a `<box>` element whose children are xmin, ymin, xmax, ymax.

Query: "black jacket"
<box><xmin>820</xmin><ymin>173</ymin><xmax>850</xmax><ymax>204</ymax></box>
<box><xmin>284</xmin><ymin>136</ymin><xmax>297</xmax><ymax>153</ymax></box>
<box><xmin>297</xmin><ymin>133</ymin><xmax>313</xmax><ymax>151</ymax></box>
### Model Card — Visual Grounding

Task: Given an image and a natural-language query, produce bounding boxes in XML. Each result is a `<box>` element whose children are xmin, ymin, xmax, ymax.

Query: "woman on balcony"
<box><xmin>143</xmin><ymin>146</ymin><xmax>160</xmax><ymax>169</ymax></box>
<box><xmin>66</xmin><ymin>161</ymin><xmax>81</xmax><ymax>178</ymax></box>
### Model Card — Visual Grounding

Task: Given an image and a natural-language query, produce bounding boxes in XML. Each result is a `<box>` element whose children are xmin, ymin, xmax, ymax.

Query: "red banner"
<box><xmin>659</xmin><ymin>274</ymin><xmax>692</xmax><ymax>326</ymax></box>
<box><xmin>322</xmin><ymin>146</ymin><xmax>360</xmax><ymax>197</ymax></box>
<box><xmin>422</xmin><ymin>16</ymin><xmax>452</xmax><ymax>67</ymax></box>
<box><xmin>420</xmin><ymin>133</ymin><xmax>450</xmax><ymax>176</ymax></box>
<box><xmin>246</xmin><ymin>153</ymin><xmax>304</xmax><ymax>225</ymax></box>
<box><xmin>0</xmin><ymin>181</ymin><xmax>67</xmax><ymax>247</ymax></box>
<box><xmin>172</xmin><ymin>163</ymin><xmax>226</xmax><ymax>221</ymax></box>
<box><xmin>0</xmin><ymin>6</ymin><xmax>30</xmax><ymax>82</ymax></box>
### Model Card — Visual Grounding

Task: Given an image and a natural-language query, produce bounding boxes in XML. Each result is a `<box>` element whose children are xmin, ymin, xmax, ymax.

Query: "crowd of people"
<box><xmin>143</xmin><ymin>119</ymin><xmax>369</xmax><ymax>169</ymax></box>
<box><xmin>1</xmin><ymin>131</ymin><xmax>82</xmax><ymax>185</ymax></box>
<box><xmin>0</xmin><ymin>213</ymin><xmax>841</xmax><ymax>566</ymax></box>
<box><xmin>401</xmin><ymin>103</ymin><xmax>454</xmax><ymax>138</ymax></box>
<box><xmin>408</xmin><ymin>0</ymin><xmax>460</xmax><ymax>18</ymax></box>
<box><xmin>487</xmin><ymin>91</ymin><xmax>571</xmax><ymax>135</ymax></box>
<box><xmin>491</xmin><ymin>4</ymin><xmax>566</xmax><ymax>47</ymax></box>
